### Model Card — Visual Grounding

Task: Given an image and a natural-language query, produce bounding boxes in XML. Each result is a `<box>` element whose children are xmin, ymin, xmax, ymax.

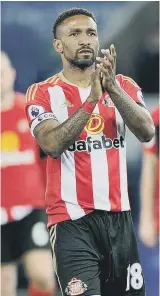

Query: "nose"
<box><xmin>78</xmin><ymin>36</ymin><xmax>91</xmax><ymax>47</ymax></box>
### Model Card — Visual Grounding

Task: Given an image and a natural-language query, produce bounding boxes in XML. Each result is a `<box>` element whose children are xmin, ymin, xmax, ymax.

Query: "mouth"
<box><xmin>78</xmin><ymin>49</ymin><xmax>93</xmax><ymax>54</ymax></box>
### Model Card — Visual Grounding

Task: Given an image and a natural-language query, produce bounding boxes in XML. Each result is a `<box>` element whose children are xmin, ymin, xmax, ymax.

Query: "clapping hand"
<box><xmin>96</xmin><ymin>44</ymin><xmax>117</xmax><ymax>92</ymax></box>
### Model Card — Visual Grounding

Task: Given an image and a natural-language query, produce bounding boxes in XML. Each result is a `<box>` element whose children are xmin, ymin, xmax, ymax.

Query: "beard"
<box><xmin>70</xmin><ymin>57</ymin><xmax>95</xmax><ymax>69</ymax></box>
<box><xmin>64</xmin><ymin>48</ymin><xmax>96</xmax><ymax>70</ymax></box>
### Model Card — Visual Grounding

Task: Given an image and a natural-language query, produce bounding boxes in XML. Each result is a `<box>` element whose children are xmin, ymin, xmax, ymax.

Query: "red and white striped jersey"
<box><xmin>1</xmin><ymin>93</ymin><xmax>46</xmax><ymax>225</ymax></box>
<box><xmin>25</xmin><ymin>72</ymin><xmax>145</xmax><ymax>227</ymax></box>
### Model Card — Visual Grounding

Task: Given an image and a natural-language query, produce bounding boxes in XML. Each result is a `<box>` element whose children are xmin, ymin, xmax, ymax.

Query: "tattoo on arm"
<box><xmin>108</xmin><ymin>85</ymin><xmax>154</xmax><ymax>142</ymax></box>
<box><xmin>36</xmin><ymin>106</ymin><xmax>92</xmax><ymax>158</ymax></box>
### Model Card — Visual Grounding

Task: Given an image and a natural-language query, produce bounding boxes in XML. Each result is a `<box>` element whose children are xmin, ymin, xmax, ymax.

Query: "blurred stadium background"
<box><xmin>1</xmin><ymin>1</ymin><xmax>159</xmax><ymax>295</ymax></box>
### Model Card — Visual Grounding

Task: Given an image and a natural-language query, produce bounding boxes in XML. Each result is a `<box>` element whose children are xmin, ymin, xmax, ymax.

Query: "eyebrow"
<box><xmin>68</xmin><ymin>28</ymin><xmax>97</xmax><ymax>33</ymax></box>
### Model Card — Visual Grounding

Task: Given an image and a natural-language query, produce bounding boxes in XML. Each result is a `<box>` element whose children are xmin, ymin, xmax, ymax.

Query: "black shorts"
<box><xmin>1</xmin><ymin>209</ymin><xmax>50</xmax><ymax>264</ymax></box>
<box><xmin>49</xmin><ymin>210</ymin><xmax>145</xmax><ymax>296</ymax></box>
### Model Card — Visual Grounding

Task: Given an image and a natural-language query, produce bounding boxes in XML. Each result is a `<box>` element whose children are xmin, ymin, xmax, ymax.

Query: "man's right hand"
<box><xmin>87</xmin><ymin>68</ymin><xmax>103</xmax><ymax>104</ymax></box>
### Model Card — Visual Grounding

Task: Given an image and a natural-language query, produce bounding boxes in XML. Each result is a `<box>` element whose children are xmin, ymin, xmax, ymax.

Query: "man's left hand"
<box><xmin>96</xmin><ymin>44</ymin><xmax>117</xmax><ymax>92</ymax></box>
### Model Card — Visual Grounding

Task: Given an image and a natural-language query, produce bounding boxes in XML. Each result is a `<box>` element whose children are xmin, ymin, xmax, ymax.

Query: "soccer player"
<box><xmin>25</xmin><ymin>8</ymin><xmax>155</xmax><ymax>296</ymax></box>
<box><xmin>139</xmin><ymin>106</ymin><xmax>159</xmax><ymax>247</ymax></box>
<box><xmin>1</xmin><ymin>51</ymin><xmax>55</xmax><ymax>296</ymax></box>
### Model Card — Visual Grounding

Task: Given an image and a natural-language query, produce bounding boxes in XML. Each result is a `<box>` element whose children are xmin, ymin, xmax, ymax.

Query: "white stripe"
<box><xmin>115</xmin><ymin>108</ymin><xmax>130</xmax><ymax>210</ymax></box>
<box><xmin>50</xmin><ymin>225</ymin><xmax>64</xmax><ymax>296</ymax></box>
<box><xmin>0</xmin><ymin>208</ymin><xmax>8</xmax><ymax>225</ymax></box>
<box><xmin>61</xmin><ymin>153</ymin><xmax>86</xmax><ymax>219</ymax></box>
<box><xmin>48</xmin><ymin>86</ymin><xmax>69</xmax><ymax>124</ymax></box>
<box><xmin>78</xmin><ymin>88</ymin><xmax>110</xmax><ymax>210</ymax></box>
<box><xmin>50</xmin><ymin>225</ymin><xmax>65</xmax><ymax>296</ymax></box>
<box><xmin>48</xmin><ymin>86</ymin><xmax>85</xmax><ymax>220</ymax></box>
<box><xmin>50</xmin><ymin>224</ymin><xmax>57</xmax><ymax>246</ymax></box>
<box><xmin>56</xmin><ymin>273</ymin><xmax>64</xmax><ymax>296</ymax></box>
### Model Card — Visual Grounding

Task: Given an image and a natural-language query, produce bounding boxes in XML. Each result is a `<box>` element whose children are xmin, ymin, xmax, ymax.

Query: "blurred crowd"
<box><xmin>1</xmin><ymin>1</ymin><xmax>159</xmax><ymax>296</ymax></box>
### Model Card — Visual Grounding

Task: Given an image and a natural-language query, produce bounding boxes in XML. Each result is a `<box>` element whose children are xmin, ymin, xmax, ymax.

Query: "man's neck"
<box><xmin>62</xmin><ymin>64</ymin><xmax>95</xmax><ymax>88</ymax></box>
<box><xmin>1</xmin><ymin>91</ymin><xmax>15</xmax><ymax>111</ymax></box>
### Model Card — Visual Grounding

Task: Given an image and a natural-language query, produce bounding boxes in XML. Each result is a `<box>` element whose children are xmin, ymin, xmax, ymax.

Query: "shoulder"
<box><xmin>116</xmin><ymin>74</ymin><xmax>141</xmax><ymax>89</ymax></box>
<box><xmin>38</xmin><ymin>74</ymin><xmax>60</xmax><ymax>89</ymax></box>
<box><xmin>151</xmin><ymin>106</ymin><xmax>159</xmax><ymax>125</ymax></box>
<box><xmin>26</xmin><ymin>74</ymin><xmax>61</xmax><ymax>102</ymax></box>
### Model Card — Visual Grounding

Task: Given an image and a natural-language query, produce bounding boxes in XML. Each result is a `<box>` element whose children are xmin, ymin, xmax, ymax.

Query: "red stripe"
<box><xmin>98</xmin><ymin>97</ymin><xmax>121</xmax><ymax>211</ymax></box>
<box><xmin>46</xmin><ymin>157</ymin><xmax>70</xmax><ymax>222</ymax></box>
<box><xmin>64</xmin><ymin>86</ymin><xmax>94</xmax><ymax>212</ymax></box>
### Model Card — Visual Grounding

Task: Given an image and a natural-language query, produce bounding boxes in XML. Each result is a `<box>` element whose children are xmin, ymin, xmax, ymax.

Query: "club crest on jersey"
<box><xmin>103</xmin><ymin>95</ymin><xmax>115</xmax><ymax>107</ymax></box>
<box><xmin>28</xmin><ymin>105</ymin><xmax>45</xmax><ymax>120</ymax></box>
<box><xmin>85</xmin><ymin>114</ymin><xmax>104</xmax><ymax>135</ymax></box>
<box><xmin>65</xmin><ymin>278</ymin><xmax>87</xmax><ymax>296</ymax></box>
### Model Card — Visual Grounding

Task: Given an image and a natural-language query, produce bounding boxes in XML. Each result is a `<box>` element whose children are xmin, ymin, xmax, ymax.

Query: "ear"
<box><xmin>53</xmin><ymin>39</ymin><xmax>63</xmax><ymax>54</ymax></box>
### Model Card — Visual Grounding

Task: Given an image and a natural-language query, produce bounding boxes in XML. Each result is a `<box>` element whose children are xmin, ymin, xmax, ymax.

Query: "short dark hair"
<box><xmin>53</xmin><ymin>7</ymin><xmax>96</xmax><ymax>39</ymax></box>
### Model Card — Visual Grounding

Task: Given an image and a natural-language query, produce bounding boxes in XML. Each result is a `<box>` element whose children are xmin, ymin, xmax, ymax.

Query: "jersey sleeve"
<box><xmin>25</xmin><ymin>83</ymin><xmax>56</xmax><ymax>136</ymax></box>
<box><xmin>117</xmin><ymin>74</ymin><xmax>146</xmax><ymax>107</ymax></box>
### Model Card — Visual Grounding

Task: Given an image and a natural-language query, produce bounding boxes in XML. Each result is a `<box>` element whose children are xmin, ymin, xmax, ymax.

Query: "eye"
<box><xmin>88</xmin><ymin>32</ymin><xmax>97</xmax><ymax>36</ymax></box>
<box><xmin>70</xmin><ymin>32</ymin><xmax>79</xmax><ymax>37</ymax></box>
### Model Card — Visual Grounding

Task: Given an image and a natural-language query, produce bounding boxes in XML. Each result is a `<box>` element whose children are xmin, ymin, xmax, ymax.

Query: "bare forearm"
<box><xmin>140</xmin><ymin>178</ymin><xmax>155</xmax><ymax>220</ymax></box>
<box><xmin>140</xmin><ymin>154</ymin><xmax>157</xmax><ymax>219</ymax></box>
<box><xmin>108</xmin><ymin>84</ymin><xmax>155</xmax><ymax>142</ymax></box>
<box><xmin>40</xmin><ymin>102</ymin><xmax>95</xmax><ymax>157</ymax></box>
<box><xmin>53</xmin><ymin>108</ymin><xmax>91</xmax><ymax>156</ymax></box>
